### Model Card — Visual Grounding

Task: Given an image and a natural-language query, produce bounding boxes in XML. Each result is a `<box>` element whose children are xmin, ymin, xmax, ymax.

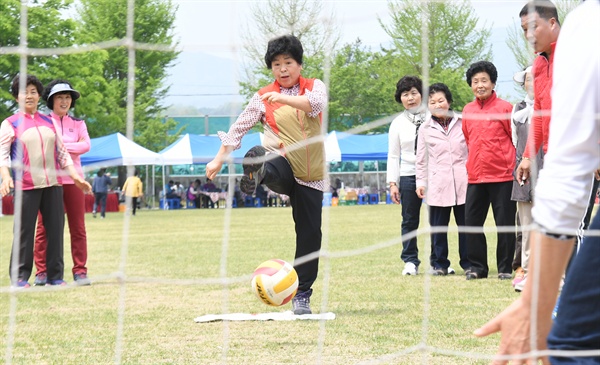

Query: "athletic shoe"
<box><xmin>448</xmin><ymin>267</ymin><xmax>456</xmax><ymax>275</ymax></box>
<box><xmin>402</xmin><ymin>262</ymin><xmax>418</xmax><ymax>276</ymax></box>
<box><xmin>292</xmin><ymin>289</ymin><xmax>312</xmax><ymax>315</ymax></box>
<box><xmin>46</xmin><ymin>279</ymin><xmax>67</xmax><ymax>286</ymax></box>
<box><xmin>92</xmin><ymin>210</ymin><xmax>97</xmax><ymax>218</ymax></box>
<box><xmin>498</xmin><ymin>273</ymin><xmax>513</xmax><ymax>280</ymax></box>
<box><xmin>34</xmin><ymin>272</ymin><xmax>47</xmax><ymax>286</ymax></box>
<box><xmin>74</xmin><ymin>273</ymin><xmax>91</xmax><ymax>286</ymax></box>
<box><xmin>13</xmin><ymin>280</ymin><xmax>30</xmax><ymax>288</ymax></box>
<box><xmin>514</xmin><ymin>277</ymin><xmax>527</xmax><ymax>293</ymax></box>
<box><xmin>512</xmin><ymin>267</ymin><xmax>526</xmax><ymax>287</ymax></box>
<box><xmin>432</xmin><ymin>267</ymin><xmax>448</xmax><ymax>276</ymax></box>
<box><xmin>240</xmin><ymin>146</ymin><xmax>266</xmax><ymax>194</ymax></box>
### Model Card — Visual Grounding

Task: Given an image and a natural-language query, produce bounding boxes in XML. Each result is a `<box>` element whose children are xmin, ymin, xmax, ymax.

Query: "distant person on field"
<box><xmin>122</xmin><ymin>169</ymin><xmax>143</xmax><ymax>216</ymax></box>
<box><xmin>386</xmin><ymin>75</ymin><xmax>426</xmax><ymax>276</ymax></box>
<box><xmin>92</xmin><ymin>168</ymin><xmax>112</xmax><ymax>219</ymax></box>
<box><xmin>415</xmin><ymin>83</ymin><xmax>470</xmax><ymax>276</ymax></box>
<box><xmin>462</xmin><ymin>61</ymin><xmax>516</xmax><ymax>281</ymax></box>
<box><xmin>33</xmin><ymin>79</ymin><xmax>92</xmax><ymax>286</ymax></box>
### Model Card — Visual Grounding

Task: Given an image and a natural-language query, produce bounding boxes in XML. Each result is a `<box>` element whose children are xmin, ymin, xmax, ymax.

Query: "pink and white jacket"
<box><xmin>415</xmin><ymin>113</ymin><xmax>468</xmax><ymax>207</ymax></box>
<box><xmin>0</xmin><ymin>112</ymin><xmax>73</xmax><ymax>190</ymax></box>
<box><xmin>49</xmin><ymin>111</ymin><xmax>90</xmax><ymax>184</ymax></box>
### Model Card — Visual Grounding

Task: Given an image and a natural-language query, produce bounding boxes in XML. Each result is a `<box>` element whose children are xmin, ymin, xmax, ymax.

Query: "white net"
<box><xmin>1</xmin><ymin>0</ymin><xmax>599</xmax><ymax>364</ymax></box>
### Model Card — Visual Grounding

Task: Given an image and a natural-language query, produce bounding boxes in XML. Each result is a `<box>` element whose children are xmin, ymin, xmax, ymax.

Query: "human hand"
<box><xmin>260</xmin><ymin>91</ymin><xmax>284</xmax><ymax>105</ymax></box>
<box><xmin>0</xmin><ymin>176</ymin><xmax>13</xmax><ymax>197</ymax></box>
<box><xmin>206</xmin><ymin>158</ymin><xmax>223</xmax><ymax>180</ymax></box>
<box><xmin>416</xmin><ymin>186</ymin><xmax>426</xmax><ymax>199</ymax></box>
<box><xmin>474</xmin><ymin>297</ymin><xmax>551</xmax><ymax>365</ymax></box>
<box><xmin>106</xmin><ymin>172</ymin><xmax>111</xmax><ymax>177</ymax></box>
<box><xmin>390</xmin><ymin>185</ymin><xmax>400</xmax><ymax>204</ymax></box>
<box><xmin>74</xmin><ymin>176</ymin><xmax>92</xmax><ymax>194</ymax></box>
<box><xmin>516</xmin><ymin>159</ymin><xmax>531</xmax><ymax>185</ymax></box>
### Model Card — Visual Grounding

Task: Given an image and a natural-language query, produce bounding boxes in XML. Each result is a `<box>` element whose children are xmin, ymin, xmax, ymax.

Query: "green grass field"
<box><xmin>0</xmin><ymin>204</ymin><xmax>517</xmax><ymax>364</ymax></box>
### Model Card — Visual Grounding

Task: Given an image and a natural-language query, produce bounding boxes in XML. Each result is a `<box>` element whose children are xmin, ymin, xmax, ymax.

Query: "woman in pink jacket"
<box><xmin>33</xmin><ymin>80</ymin><xmax>92</xmax><ymax>286</ymax></box>
<box><xmin>416</xmin><ymin>83</ymin><xmax>470</xmax><ymax>276</ymax></box>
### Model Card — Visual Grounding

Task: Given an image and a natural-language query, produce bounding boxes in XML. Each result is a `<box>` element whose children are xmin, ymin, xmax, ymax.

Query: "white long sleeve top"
<box><xmin>386</xmin><ymin>109</ymin><xmax>427</xmax><ymax>183</ymax></box>
<box><xmin>531</xmin><ymin>0</ymin><xmax>600</xmax><ymax>235</ymax></box>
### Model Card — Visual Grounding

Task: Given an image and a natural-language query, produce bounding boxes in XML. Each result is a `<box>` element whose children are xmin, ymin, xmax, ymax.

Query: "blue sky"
<box><xmin>166</xmin><ymin>0</ymin><xmax>527</xmax><ymax>109</ymax></box>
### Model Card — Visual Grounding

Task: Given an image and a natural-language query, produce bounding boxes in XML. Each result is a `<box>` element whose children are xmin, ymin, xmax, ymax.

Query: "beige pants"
<box><xmin>517</xmin><ymin>201</ymin><xmax>533</xmax><ymax>273</ymax></box>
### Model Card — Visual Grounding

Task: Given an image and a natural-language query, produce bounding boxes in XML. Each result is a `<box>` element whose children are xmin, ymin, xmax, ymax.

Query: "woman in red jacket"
<box><xmin>461</xmin><ymin>61</ymin><xmax>516</xmax><ymax>280</ymax></box>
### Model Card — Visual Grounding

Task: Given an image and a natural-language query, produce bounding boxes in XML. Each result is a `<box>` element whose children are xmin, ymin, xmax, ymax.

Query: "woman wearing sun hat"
<box><xmin>33</xmin><ymin>79</ymin><xmax>92</xmax><ymax>286</ymax></box>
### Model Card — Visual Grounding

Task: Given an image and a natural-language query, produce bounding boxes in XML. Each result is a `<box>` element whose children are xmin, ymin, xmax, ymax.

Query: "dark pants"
<box><xmin>131</xmin><ymin>196</ymin><xmax>138</xmax><ymax>215</ymax></box>
<box><xmin>261</xmin><ymin>154</ymin><xmax>322</xmax><ymax>292</ymax></box>
<box><xmin>399</xmin><ymin>175</ymin><xmax>422</xmax><ymax>267</ymax></box>
<box><xmin>9</xmin><ymin>186</ymin><xmax>64</xmax><ymax>283</ymax></box>
<box><xmin>429</xmin><ymin>204</ymin><xmax>470</xmax><ymax>270</ymax></box>
<box><xmin>548</xmin><ymin>210</ymin><xmax>600</xmax><ymax>364</ymax></box>
<box><xmin>93</xmin><ymin>192</ymin><xmax>107</xmax><ymax>217</ymax></box>
<box><xmin>465</xmin><ymin>181</ymin><xmax>516</xmax><ymax>278</ymax></box>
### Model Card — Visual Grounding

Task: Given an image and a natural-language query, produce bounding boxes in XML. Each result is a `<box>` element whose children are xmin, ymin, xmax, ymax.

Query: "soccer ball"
<box><xmin>251</xmin><ymin>259</ymin><xmax>299</xmax><ymax>306</ymax></box>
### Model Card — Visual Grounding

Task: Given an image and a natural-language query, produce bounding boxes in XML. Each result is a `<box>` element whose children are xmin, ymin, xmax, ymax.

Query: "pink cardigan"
<box><xmin>50</xmin><ymin>112</ymin><xmax>90</xmax><ymax>184</ymax></box>
<box><xmin>415</xmin><ymin>113</ymin><xmax>468</xmax><ymax>207</ymax></box>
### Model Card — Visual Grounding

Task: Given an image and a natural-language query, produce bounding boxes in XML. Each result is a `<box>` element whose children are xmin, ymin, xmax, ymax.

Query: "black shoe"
<box><xmin>432</xmin><ymin>267</ymin><xmax>448</xmax><ymax>276</ymax></box>
<box><xmin>292</xmin><ymin>289</ymin><xmax>312</xmax><ymax>315</ymax></box>
<box><xmin>466</xmin><ymin>270</ymin><xmax>480</xmax><ymax>280</ymax></box>
<box><xmin>498</xmin><ymin>273</ymin><xmax>513</xmax><ymax>280</ymax></box>
<box><xmin>241</xmin><ymin>146</ymin><xmax>266</xmax><ymax>194</ymax></box>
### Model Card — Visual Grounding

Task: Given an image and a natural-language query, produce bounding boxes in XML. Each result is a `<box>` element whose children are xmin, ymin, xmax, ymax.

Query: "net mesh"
<box><xmin>1</xmin><ymin>0</ymin><xmax>599</xmax><ymax>364</ymax></box>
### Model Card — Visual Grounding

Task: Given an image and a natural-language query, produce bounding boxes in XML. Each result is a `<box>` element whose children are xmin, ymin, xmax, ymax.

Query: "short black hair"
<box><xmin>11</xmin><ymin>74</ymin><xmax>43</xmax><ymax>99</ymax></box>
<box><xmin>519</xmin><ymin>0</ymin><xmax>560</xmax><ymax>26</ymax></box>
<box><xmin>264</xmin><ymin>34</ymin><xmax>304</xmax><ymax>69</ymax></box>
<box><xmin>394</xmin><ymin>76</ymin><xmax>423</xmax><ymax>104</ymax></box>
<box><xmin>466</xmin><ymin>61</ymin><xmax>498</xmax><ymax>86</ymax></box>
<box><xmin>429</xmin><ymin>83</ymin><xmax>453</xmax><ymax>105</ymax></box>
<box><xmin>42</xmin><ymin>79</ymin><xmax>77</xmax><ymax>109</ymax></box>
<box><xmin>97</xmin><ymin>168</ymin><xmax>106</xmax><ymax>177</ymax></box>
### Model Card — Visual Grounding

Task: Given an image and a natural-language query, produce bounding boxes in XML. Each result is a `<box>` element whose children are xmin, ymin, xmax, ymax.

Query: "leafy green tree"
<box><xmin>0</xmin><ymin>0</ymin><xmax>76</xmax><ymax>119</ymax></box>
<box><xmin>75</xmin><ymin>0</ymin><xmax>180</xmax><ymax>150</ymax></box>
<box><xmin>381</xmin><ymin>0</ymin><xmax>492</xmax><ymax>111</ymax></box>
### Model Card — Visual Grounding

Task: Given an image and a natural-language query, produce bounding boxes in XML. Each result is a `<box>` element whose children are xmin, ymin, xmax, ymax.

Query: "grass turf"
<box><xmin>1</xmin><ymin>204</ymin><xmax>518</xmax><ymax>364</ymax></box>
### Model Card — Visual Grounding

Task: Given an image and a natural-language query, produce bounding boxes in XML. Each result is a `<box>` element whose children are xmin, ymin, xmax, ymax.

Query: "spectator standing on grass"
<box><xmin>122</xmin><ymin>169</ymin><xmax>143</xmax><ymax>216</ymax></box>
<box><xmin>415</xmin><ymin>83</ymin><xmax>470</xmax><ymax>276</ymax></box>
<box><xmin>206</xmin><ymin>35</ymin><xmax>327</xmax><ymax>315</ymax></box>
<box><xmin>0</xmin><ymin>74</ymin><xmax>91</xmax><ymax>288</ymax></box>
<box><xmin>386</xmin><ymin>75</ymin><xmax>427</xmax><ymax>276</ymax></box>
<box><xmin>462</xmin><ymin>61</ymin><xmax>516</xmax><ymax>281</ymax></box>
<box><xmin>475</xmin><ymin>2</ymin><xmax>600</xmax><ymax>362</ymax></box>
<box><xmin>92</xmin><ymin>168</ymin><xmax>112</xmax><ymax>219</ymax></box>
<box><xmin>33</xmin><ymin>80</ymin><xmax>92</xmax><ymax>286</ymax></box>
<box><xmin>509</xmin><ymin>66</ymin><xmax>539</xmax><ymax>291</ymax></box>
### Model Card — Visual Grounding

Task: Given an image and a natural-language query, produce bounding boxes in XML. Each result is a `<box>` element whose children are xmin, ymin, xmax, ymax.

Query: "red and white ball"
<box><xmin>251</xmin><ymin>259</ymin><xmax>299</xmax><ymax>306</ymax></box>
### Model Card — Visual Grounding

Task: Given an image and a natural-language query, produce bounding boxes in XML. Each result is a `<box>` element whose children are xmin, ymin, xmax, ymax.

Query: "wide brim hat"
<box><xmin>513</xmin><ymin>66</ymin><xmax>533</xmax><ymax>83</ymax></box>
<box><xmin>47</xmin><ymin>83</ymin><xmax>81</xmax><ymax>100</ymax></box>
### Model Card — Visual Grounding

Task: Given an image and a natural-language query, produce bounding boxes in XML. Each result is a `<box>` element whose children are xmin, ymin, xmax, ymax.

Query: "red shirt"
<box><xmin>462</xmin><ymin>91</ymin><xmax>515</xmax><ymax>184</ymax></box>
<box><xmin>523</xmin><ymin>42</ymin><xmax>556</xmax><ymax>158</ymax></box>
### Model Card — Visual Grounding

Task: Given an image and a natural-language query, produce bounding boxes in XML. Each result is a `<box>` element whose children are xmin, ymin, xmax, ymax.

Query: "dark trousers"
<box><xmin>131</xmin><ymin>196</ymin><xmax>138</xmax><ymax>215</ymax></box>
<box><xmin>9</xmin><ymin>186</ymin><xmax>65</xmax><ymax>283</ymax></box>
<box><xmin>35</xmin><ymin>184</ymin><xmax>88</xmax><ymax>276</ymax></box>
<box><xmin>399</xmin><ymin>175</ymin><xmax>422</xmax><ymax>267</ymax></box>
<box><xmin>429</xmin><ymin>204</ymin><xmax>470</xmax><ymax>270</ymax></box>
<box><xmin>548</xmin><ymin>211</ymin><xmax>600</xmax><ymax>364</ymax></box>
<box><xmin>465</xmin><ymin>181</ymin><xmax>516</xmax><ymax>278</ymax></box>
<box><xmin>261</xmin><ymin>154</ymin><xmax>322</xmax><ymax>292</ymax></box>
<box><xmin>93</xmin><ymin>192</ymin><xmax>107</xmax><ymax>217</ymax></box>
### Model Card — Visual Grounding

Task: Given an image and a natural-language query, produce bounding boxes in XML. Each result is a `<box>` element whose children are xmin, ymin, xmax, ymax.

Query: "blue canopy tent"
<box><xmin>336</xmin><ymin>132</ymin><xmax>388</xmax><ymax>161</ymax></box>
<box><xmin>81</xmin><ymin>132</ymin><xmax>163</xmax><ymax>169</ymax></box>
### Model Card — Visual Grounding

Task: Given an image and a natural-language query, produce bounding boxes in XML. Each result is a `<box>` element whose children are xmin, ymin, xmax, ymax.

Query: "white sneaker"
<box><xmin>402</xmin><ymin>262</ymin><xmax>418</xmax><ymax>276</ymax></box>
<box><xmin>515</xmin><ymin>277</ymin><xmax>527</xmax><ymax>292</ymax></box>
<box><xmin>448</xmin><ymin>267</ymin><xmax>455</xmax><ymax>275</ymax></box>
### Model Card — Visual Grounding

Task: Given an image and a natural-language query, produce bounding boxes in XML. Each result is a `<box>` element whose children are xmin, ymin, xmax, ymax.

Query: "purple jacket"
<box><xmin>415</xmin><ymin>113</ymin><xmax>468</xmax><ymax>207</ymax></box>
